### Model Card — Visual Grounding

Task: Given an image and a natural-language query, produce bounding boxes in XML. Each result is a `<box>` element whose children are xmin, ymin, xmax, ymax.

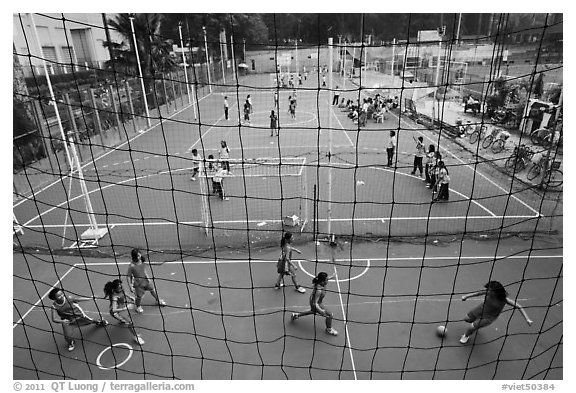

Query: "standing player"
<box><xmin>273</xmin><ymin>91</ymin><xmax>279</xmax><ymax>110</ymax></box>
<box><xmin>274</xmin><ymin>232</ymin><xmax>306</xmax><ymax>293</ymax></box>
<box><xmin>218</xmin><ymin>140</ymin><xmax>231</xmax><ymax>173</ymax></box>
<box><xmin>246</xmin><ymin>94</ymin><xmax>253</xmax><ymax>113</ymax></box>
<box><xmin>243</xmin><ymin>100</ymin><xmax>251</xmax><ymax>125</ymax></box>
<box><xmin>48</xmin><ymin>287</ymin><xmax>108</xmax><ymax>352</ymax></box>
<box><xmin>212</xmin><ymin>163</ymin><xmax>229</xmax><ymax>201</ymax></box>
<box><xmin>126</xmin><ymin>248</ymin><xmax>166</xmax><ymax>314</ymax></box>
<box><xmin>190</xmin><ymin>148</ymin><xmax>201</xmax><ymax>181</ymax></box>
<box><xmin>386</xmin><ymin>131</ymin><xmax>396</xmax><ymax>167</ymax></box>
<box><xmin>270</xmin><ymin>110</ymin><xmax>278</xmax><ymax>137</ymax></box>
<box><xmin>460</xmin><ymin>281</ymin><xmax>533</xmax><ymax>344</ymax></box>
<box><xmin>291</xmin><ymin>271</ymin><xmax>338</xmax><ymax>336</ymax></box>
<box><xmin>103</xmin><ymin>279</ymin><xmax>145</xmax><ymax>345</ymax></box>
<box><xmin>411</xmin><ymin>136</ymin><xmax>425</xmax><ymax>178</ymax></box>
<box><xmin>223</xmin><ymin>96</ymin><xmax>229</xmax><ymax>120</ymax></box>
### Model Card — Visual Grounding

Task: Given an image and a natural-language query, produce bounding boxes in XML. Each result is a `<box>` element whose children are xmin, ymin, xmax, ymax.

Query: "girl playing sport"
<box><xmin>460</xmin><ymin>280</ymin><xmax>533</xmax><ymax>344</ymax></box>
<box><xmin>103</xmin><ymin>279</ymin><xmax>145</xmax><ymax>345</ymax></box>
<box><xmin>48</xmin><ymin>287</ymin><xmax>108</xmax><ymax>352</ymax></box>
<box><xmin>274</xmin><ymin>232</ymin><xmax>306</xmax><ymax>293</ymax></box>
<box><xmin>126</xmin><ymin>248</ymin><xmax>166</xmax><ymax>314</ymax></box>
<box><xmin>291</xmin><ymin>271</ymin><xmax>338</xmax><ymax>336</ymax></box>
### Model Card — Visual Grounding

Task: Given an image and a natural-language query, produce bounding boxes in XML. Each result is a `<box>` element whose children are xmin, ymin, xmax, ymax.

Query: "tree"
<box><xmin>106</xmin><ymin>13</ymin><xmax>177</xmax><ymax>108</ymax></box>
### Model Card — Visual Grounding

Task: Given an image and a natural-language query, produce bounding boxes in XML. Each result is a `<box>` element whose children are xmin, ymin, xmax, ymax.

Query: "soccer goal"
<box><xmin>198</xmin><ymin>157</ymin><xmax>309</xmax><ymax>235</ymax></box>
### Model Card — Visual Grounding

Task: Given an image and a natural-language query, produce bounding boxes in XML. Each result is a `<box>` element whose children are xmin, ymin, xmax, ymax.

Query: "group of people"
<box><xmin>340</xmin><ymin>94</ymin><xmax>398</xmax><ymax>127</ymax></box>
<box><xmin>190</xmin><ymin>140</ymin><xmax>232</xmax><ymax>201</ymax></box>
<box><xmin>50</xmin><ymin>239</ymin><xmax>534</xmax><ymax>353</ymax></box>
<box><xmin>272</xmin><ymin>231</ymin><xmax>533</xmax><ymax>342</ymax></box>
<box><xmin>50</xmin><ymin>248</ymin><xmax>166</xmax><ymax>351</ymax></box>
<box><xmin>275</xmin><ymin>232</ymin><xmax>339</xmax><ymax>336</ymax></box>
<box><xmin>222</xmin><ymin>95</ymin><xmax>254</xmax><ymax>125</ymax></box>
<box><xmin>411</xmin><ymin>136</ymin><xmax>450</xmax><ymax>202</ymax></box>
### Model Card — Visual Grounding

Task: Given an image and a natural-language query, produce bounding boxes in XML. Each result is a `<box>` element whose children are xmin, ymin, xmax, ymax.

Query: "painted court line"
<box><xmin>13</xmin><ymin>265</ymin><xmax>76</xmax><ymax>329</ymax></box>
<box><xmin>75</xmin><ymin>254</ymin><xmax>563</xmax><ymax>267</ymax></box>
<box><xmin>23</xmin><ymin>214</ymin><xmax>538</xmax><ymax>229</ymax></box>
<box><xmin>14</xmin><ymin>94</ymin><xmax>215</xmax><ymax>209</ymax></box>
<box><xmin>388</xmin><ymin>110</ymin><xmax>540</xmax><ymax>217</ymax></box>
<box><xmin>333</xmin><ymin>268</ymin><xmax>358</xmax><ymax>380</ymax></box>
<box><xmin>14</xmin><ymin>255</ymin><xmax>559</xmax><ymax>329</ymax></box>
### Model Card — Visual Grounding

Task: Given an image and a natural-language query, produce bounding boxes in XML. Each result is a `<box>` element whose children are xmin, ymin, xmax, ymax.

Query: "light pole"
<box><xmin>219</xmin><ymin>31</ymin><xmax>226</xmax><ymax>85</ymax></box>
<box><xmin>202</xmin><ymin>26</ymin><xmax>212</xmax><ymax>93</ymax></box>
<box><xmin>178</xmin><ymin>22</ymin><xmax>197</xmax><ymax>119</ymax></box>
<box><xmin>129</xmin><ymin>14</ymin><xmax>151</xmax><ymax>127</ymax></box>
<box><xmin>243</xmin><ymin>38</ymin><xmax>246</xmax><ymax>62</ymax></box>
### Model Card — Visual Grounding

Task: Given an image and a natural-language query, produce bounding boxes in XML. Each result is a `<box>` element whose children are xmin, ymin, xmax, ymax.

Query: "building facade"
<box><xmin>13</xmin><ymin>13</ymin><xmax>121</xmax><ymax>77</ymax></box>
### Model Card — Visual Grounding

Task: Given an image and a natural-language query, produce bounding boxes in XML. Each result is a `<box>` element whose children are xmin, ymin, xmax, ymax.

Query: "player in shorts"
<box><xmin>460</xmin><ymin>280</ymin><xmax>533</xmax><ymax>344</ymax></box>
<box><xmin>126</xmin><ymin>248</ymin><xmax>166</xmax><ymax>314</ymax></box>
<box><xmin>103</xmin><ymin>279</ymin><xmax>145</xmax><ymax>345</ymax></box>
<box><xmin>291</xmin><ymin>271</ymin><xmax>338</xmax><ymax>336</ymax></box>
<box><xmin>274</xmin><ymin>232</ymin><xmax>306</xmax><ymax>293</ymax></box>
<box><xmin>49</xmin><ymin>287</ymin><xmax>108</xmax><ymax>352</ymax></box>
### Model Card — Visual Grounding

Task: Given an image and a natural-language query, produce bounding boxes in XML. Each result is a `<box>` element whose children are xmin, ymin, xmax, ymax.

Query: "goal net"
<box><xmin>198</xmin><ymin>157</ymin><xmax>308</xmax><ymax>235</ymax></box>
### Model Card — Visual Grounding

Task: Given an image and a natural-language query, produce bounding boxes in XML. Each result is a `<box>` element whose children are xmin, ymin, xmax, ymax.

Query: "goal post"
<box><xmin>198</xmin><ymin>157</ymin><xmax>308</xmax><ymax>235</ymax></box>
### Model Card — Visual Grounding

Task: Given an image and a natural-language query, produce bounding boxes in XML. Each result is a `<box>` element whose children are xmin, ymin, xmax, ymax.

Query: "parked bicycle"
<box><xmin>504</xmin><ymin>144</ymin><xmax>534</xmax><ymax>174</ymax></box>
<box><xmin>526</xmin><ymin>156</ymin><xmax>562</xmax><ymax>189</ymax></box>
<box><xmin>529</xmin><ymin>127</ymin><xmax>554</xmax><ymax>148</ymax></box>
<box><xmin>469</xmin><ymin>124</ymin><xmax>489</xmax><ymax>145</ymax></box>
<box><xmin>482</xmin><ymin>128</ymin><xmax>511</xmax><ymax>154</ymax></box>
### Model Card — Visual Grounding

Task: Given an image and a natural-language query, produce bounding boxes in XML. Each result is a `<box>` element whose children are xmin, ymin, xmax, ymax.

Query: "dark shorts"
<box><xmin>466</xmin><ymin>310</ymin><xmax>498</xmax><ymax>328</ymax></box>
<box><xmin>134</xmin><ymin>283</ymin><xmax>154</xmax><ymax>298</ymax></box>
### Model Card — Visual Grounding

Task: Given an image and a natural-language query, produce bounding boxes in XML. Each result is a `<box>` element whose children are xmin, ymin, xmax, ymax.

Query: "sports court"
<box><xmin>13</xmin><ymin>13</ymin><xmax>562</xmax><ymax>381</ymax></box>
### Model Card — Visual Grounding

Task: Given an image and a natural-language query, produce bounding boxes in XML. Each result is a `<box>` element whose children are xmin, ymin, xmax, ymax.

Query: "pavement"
<box><xmin>347</xmin><ymin>70</ymin><xmax>563</xmax><ymax>193</ymax></box>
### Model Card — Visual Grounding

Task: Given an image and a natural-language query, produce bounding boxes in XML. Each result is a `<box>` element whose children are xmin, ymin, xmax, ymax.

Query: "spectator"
<box><xmin>411</xmin><ymin>136</ymin><xmax>425</xmax><ymax>177</ymax></box>
<box><xmin>332</xmin><ymin>85</ymin><xmax>340</xmax><ymax>105</ymax></box>
<box><xmin>433</xmin><ymin>161</ymin><xmax>450</xmax><ymax>202</ymax></box>
<box><xmin>386</xmin><ymin>131</ymin><xmax>397</xmax><ymax>167</ymax></box>
<box><xmin>424</xmin><ymin>145</ymin><xmax>436</xmax><ymax>186</ymax></box>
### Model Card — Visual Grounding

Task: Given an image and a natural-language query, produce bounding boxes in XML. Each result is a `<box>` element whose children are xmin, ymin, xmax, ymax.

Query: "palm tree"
<box><xmin>106</xmin><ymin>13</ymin><xmax>176</xmax><ymax>108</ymax></box>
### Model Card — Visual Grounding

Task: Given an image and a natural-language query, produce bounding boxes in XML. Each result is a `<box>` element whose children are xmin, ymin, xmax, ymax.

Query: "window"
<box><xmin>70</xmin><ymin>29</ymin><xmax>92</xmax><ymax>64</ymax></box>
<box><xmin>61</xmin><ymin>46</ymin><xmax>76</xmax><ymax>65</ymax></box>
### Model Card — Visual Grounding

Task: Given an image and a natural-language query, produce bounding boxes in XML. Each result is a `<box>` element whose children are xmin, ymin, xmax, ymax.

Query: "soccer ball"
<box><xmin>436</xmin><ymin>325</ymin><xmax>447</xmax><ymax>338</ymax></box>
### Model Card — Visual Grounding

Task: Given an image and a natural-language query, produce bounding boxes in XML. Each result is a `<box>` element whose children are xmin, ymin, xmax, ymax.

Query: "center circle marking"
<box><xmin>297</xmin><ymin>259</ymin><xmax>370</xmax><ymax>282</ymax></box>
<box><xmin>96</xmin><ymin>343</ymin><xmax>134</xmax><ymax>370</ymax></box>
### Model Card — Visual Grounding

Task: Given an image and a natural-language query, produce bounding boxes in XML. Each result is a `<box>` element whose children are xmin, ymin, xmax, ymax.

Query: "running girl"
<box><xmin>460</xmin><ymin>281</ymin><xmax>533</xmax><ymax>344</ymax></box>
<box><xmin>103</xmin><ymin>279</ymin><xmax>145</xmax><ymax>345</ymax></box>
<box><xmin>274</xmin><ymin>232</ymin><xmax>306</xmax><ymax>293</ymax></box>
<box><xmin>291</xmin><ymin>271</ymin><xmax>338</xmax><ymax>336</ymax></box>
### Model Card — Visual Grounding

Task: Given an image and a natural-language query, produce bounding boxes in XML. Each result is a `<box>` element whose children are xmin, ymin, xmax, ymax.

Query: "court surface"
<box><xmin>13</xmin><ymin>73</ymin><xmax>562</xmax><ymax>379</ymax></box>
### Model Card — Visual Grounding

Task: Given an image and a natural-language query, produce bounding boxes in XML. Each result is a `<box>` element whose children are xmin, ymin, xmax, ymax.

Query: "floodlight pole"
<box><xmin>219</xmin><ymin>32</ymin><xmax>226</xmax><ymax>85</ymax></box>
<box><xmin>230</xmin><ymin>34</ymin><xmax>237</xmax><ymax>82</ymax></box>
<box><xmin>129</xmin><ymin>15</ymin><xmax>151</xmax><ymax>127</ymax></box>
<box><xmin>243</xmin><ymin>38</ymin><xmax>246</xmax><ymax>62</ymax></box>
<box><xmin>295</xmin><ymin>40</ymin><xmax>299</xmax><ymax>74</ymax></box>
<box><xmin>456</xmin><ymin>13</ymin><xmax>462</xmax><ymax>45</ymax></box>
<box><xmin>434</xmin><ymin>29</ymin><xmax>443</xmax><ymax>88</ymax></box>
<box><xmin>29</xmin><ymin>13</ymin><xmax>72</xmax><ymax>169</ymax></box>
<box><xmin>178</xmin><ymin>23</ymin><xmax>191</xmax><ymax>104</ymax></box>
<box><xmin>179</xmin><ymin>22</ymin><xmax>197</xmax><ymax>120</ymax></box>
<box><xmin>327</xmin><ymin>37</ymin><xmax>334</xmax><ymax>236</ymax></box>
<box><xmin>30</xmin><ymin>13</ymin><xmax>107</xmax><ymax>241</ymax></box>
<box><xmin>203</xmin><ymin>26</ymin><xmax>212</xmax><ymax>93</ymax></box>
<box><xmin>391</xmin><ymin>38</ymin><xmax>396</xmax><ymax>76</ymax></box>
<box><xmin>341</xmin><ymin>40</ymin><xmax>346</xmax><ymax>88</ymax></box>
